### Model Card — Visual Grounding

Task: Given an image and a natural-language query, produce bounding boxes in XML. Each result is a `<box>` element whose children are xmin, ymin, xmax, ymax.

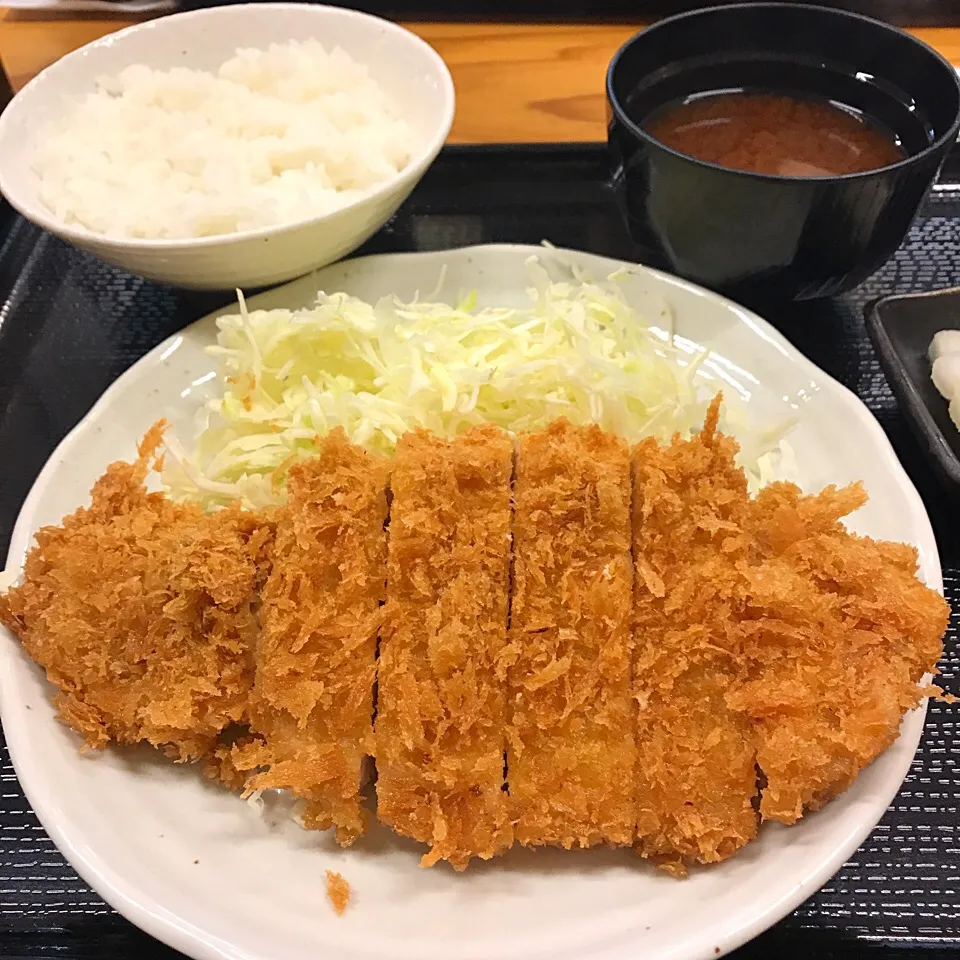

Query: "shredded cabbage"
<box><xmin>164</xmin><ymin>256</ymin><xmax>796</xmax><ymax>508</ymax></box>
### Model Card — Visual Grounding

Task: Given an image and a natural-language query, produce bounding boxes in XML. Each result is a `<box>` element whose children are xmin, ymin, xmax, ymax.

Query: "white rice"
<box><xmin>32</xmin><ymin>40</ymin><xmax>415</xmax><ymax>240</ymax></box>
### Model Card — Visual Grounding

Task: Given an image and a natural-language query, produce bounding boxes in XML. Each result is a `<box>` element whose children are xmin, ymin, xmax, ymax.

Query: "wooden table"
<box><xmin>2</xmin><ymin>10</ymin><xmax>960</xmax><ymax>143</ymax></box>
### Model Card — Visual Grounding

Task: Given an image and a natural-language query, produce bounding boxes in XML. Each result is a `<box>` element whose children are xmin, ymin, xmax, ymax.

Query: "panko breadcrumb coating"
<box><xmin>0</xmin><ymin>421</ymin><xmax>273</xmax><ymax>762</ymax></box>
<box><xmin>730</xmin><ymin>480</ymin><xmax>951</xmax><ymax>823</ymax></box>
<box><xmin>376</xmin><ymin>426</ymin><xmax>514</xmax><ymax>869</ymax></box>
<box><xmin>234</xmin><ymin>430</ymin><xmax>388</xmax><ymax>845</ymax></box>
<box><xmin>632</xmin><ymin>397</ymin><xmax>760</xmax><ymax>873</ymax></box>
<box><xmin>0</xmin><ymin>412</ymin><xmax>950</xmax><ymax>874</ymax></box>
<box><xmin>505</xmin><ymin>420</ymin><xmax>636</xmax><ymax>849</ymax></box>
<box><xmin>325</xmin><ymin>870</ymin><xmax>351</xmax><ymax>915</ymax></box>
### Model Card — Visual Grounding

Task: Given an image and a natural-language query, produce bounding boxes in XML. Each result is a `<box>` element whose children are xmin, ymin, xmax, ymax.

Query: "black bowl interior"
<box><xmin>609</xmin><ymin>2</ymin><xmax>960</xmax><ymax>164</ymax></box>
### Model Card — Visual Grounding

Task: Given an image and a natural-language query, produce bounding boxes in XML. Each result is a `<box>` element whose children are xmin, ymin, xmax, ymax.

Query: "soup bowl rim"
<box><xmin>605</xmin><ymin>0</ymin><xmax>960</xmax><ymax>184</ymax></box>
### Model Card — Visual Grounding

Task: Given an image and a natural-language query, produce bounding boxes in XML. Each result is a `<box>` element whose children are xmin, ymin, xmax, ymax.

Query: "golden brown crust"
<box><xmin>729</xmin><ymin>480</ymin><xmax>950</xmax><ymax>823</ymax></box>
<box><xmin>0</xmin><ymin>420</ymin><xmax>273</xmax><ymax>761</ymax></box>
<box><xmin>505</xmin><ymin>420</ymin><xmax>636</xmax><ymax>849</ymax></box>
<box><xmin>325</xmin><ymin>870</ymin><xmax>350</xmax><ymax>915</ymax></box>
<box><xmin>202</xmin><ymin>727</ymin><xmax>262</xmax><ymax>791</ymax></box>
<box><xmin>1</xmin><ymin>412</ymin><xmax>949</xmax><ymax>872</ymax></box>
<box><xmin>375</xmin><ymin>425</ymin><xmax>514</xmax><ymax>869</ymax></box>
<box><xmin>235</xmin><ymin>429</ymin><xmax>388</xmax><ymax>845</ymax></box>
<box><xmin>632</xmin><ymin>397</ymin><xmax>950</xmax><ymax>866</ymax></box>
<box><xmin>632</xmin><ymin>397</ymin><xmax>760</xmax><ymax>872</ymax></box>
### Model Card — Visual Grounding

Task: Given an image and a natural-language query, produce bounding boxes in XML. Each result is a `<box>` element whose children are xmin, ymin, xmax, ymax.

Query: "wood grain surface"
<box><xmin>2</xmin><ymin>12</ymin><xmax>958</xmax><ymax>143</ymax></box>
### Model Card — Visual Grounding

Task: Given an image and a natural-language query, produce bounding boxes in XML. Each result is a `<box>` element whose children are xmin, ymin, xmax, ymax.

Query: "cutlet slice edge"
<box><xmin>630</xmin><ymin>395</ymin><xmax>761</xmax><ymax>873</ymax></box>
<box><xmin>375</xmin><ymin>425</ymin><xmax>515</xmax><ymax>869</ymax></box>
<box><xmin>234</xmin><ymin>430</ymin><xmax>388</xmax><ymax>844</ymax></box>
<box><xmin>505</xmin><ymin>419</ymin><xmax>636</xmax><ymax>850</ymax></box>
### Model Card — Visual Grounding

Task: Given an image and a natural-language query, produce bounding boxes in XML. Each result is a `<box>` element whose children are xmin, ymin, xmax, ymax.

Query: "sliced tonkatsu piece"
<box><xmin>236</xmin><ymin>429</ymin><xmax>388</xmax><ymax>845</ymax></box>
<box><xmin>0</xmin><ymin>421</ymin><xmax>273</xmax><ymax>763</ymax></box>
<box><xmin>376</xmin><ymin>425</ymin><xmax>514</xmax><ymax>869</ymax></box>
<box><xmin>504</xmin><ymin>420</ymin><xmax>635</xmax><ymax>849</ymax></box>
<box><xmin>631</xmin><ymin>398</ymin><xmax>759</xmax><ymax>874</ymax></box>
<box><xmin>729</xmin><ymin>480</ymin><xmax>950</xmax><ymax>823</ymax></box>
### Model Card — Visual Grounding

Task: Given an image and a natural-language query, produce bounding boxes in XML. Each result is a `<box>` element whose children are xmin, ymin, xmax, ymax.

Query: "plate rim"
<box><xmin>0</xmin><ymin>243</ymin><xmax>942</xmax><ymax>960</ymax></box>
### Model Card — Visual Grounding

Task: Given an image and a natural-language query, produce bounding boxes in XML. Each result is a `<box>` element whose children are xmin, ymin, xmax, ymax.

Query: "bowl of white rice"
<box><xmin>0</xmin><ymin>3</ymin><xmax>454</xmax><ymax>289</ymax></box>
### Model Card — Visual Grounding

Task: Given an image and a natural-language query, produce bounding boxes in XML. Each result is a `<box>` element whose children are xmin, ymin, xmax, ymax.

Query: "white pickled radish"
<box><xmin>928</xmin><ymin>328</ymin><xmax>960</xmax><ymax>362</ymax></box>
<box><xmin>931</xmin><ymin>354</ymin><xmax>960</xmax><ymax>400</ymax></box>
<box><xmin>949</xmin><ymin>396</ymin><xmax>960</xmax><ymax>432</ymax></box>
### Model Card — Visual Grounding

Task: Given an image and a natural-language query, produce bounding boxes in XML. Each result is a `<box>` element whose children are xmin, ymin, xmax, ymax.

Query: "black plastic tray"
<box><xmin>867</xmin><ymin>288</ymin><xmax>960</xmax><ymax>494</ymax></box>
<box><xmin>2</xmin><ymin>144</ymin><xmax>960</xmax><ymax>959</ymax></box>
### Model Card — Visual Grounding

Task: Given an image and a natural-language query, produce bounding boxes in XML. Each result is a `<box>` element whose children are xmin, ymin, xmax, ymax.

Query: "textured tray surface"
<box><xmin>1</xmin><ymin>145</ymin><xmax>959</xmax><ymax>958</ymax></box>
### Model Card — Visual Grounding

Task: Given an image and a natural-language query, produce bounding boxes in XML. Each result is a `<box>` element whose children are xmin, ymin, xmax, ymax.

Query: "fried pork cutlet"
<box><xmin>234</xmin><ymin>430</ymin><xmax>388</xmax><ymax>845</ymax></box>
<box><xmin>631</xmin><ymin>398</ymin><xmax>759</xmax><ymax>873</ymax></box>
<box><xmin>729</xmin><ymin>480</ymin><xmax>951</xmax><ymax>823</ymax></box>
<box><xmin>505</xmin><ymin>421</ymin><xmax>635</xmax><ymax>849</ymax></box>
<box><xmin>1</xmin><ymin>409</ymin><xmax>950</xmax><ymax>875</ymax></box>
<box><xmin>376</xmin><ymin>426</ymin><xmax>514</xmax><ymax>869</ymax></box>
<box><xmin>0</xmin><ymin>422</ymin><xmax>273</xmax><ymax>763</ymax></box>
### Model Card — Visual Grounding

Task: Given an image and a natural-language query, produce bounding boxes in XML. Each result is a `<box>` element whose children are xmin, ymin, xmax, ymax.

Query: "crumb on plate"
<box><xmin>325</xmin><ymin>870</ymin><xmax>350</xmax><ymax>915</ymax></box>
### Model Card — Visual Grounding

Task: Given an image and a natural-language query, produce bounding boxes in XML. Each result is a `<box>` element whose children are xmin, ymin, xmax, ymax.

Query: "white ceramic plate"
<box><xmin>0</xmin><ymin>245</ymin><xmax>941</xmax><ymax>960</ymax></box>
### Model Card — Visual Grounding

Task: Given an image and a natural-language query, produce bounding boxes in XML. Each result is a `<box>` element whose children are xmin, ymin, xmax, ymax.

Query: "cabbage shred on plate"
<box><xmin>164</xmin><ymin>258</ymin><xmax>792</xmax><ymax>508</ymax></box>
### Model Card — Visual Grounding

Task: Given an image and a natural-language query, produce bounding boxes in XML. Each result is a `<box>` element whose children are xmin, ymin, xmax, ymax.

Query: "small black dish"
<box><xmin>866</xmin><ymin>288</ymin><xmax>960</xmax><ymax>493</ymax></box>
<box><xmin>606</xmin><ymin>3</ymin><xmax>960</xmax><ymax>301</ymax></box>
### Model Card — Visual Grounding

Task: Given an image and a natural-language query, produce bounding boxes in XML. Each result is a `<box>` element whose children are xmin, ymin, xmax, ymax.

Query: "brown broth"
<box><xmin>643</xmin><ymin>91</ymin><xmax>905</xmax><ymax>177</ymax></box>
